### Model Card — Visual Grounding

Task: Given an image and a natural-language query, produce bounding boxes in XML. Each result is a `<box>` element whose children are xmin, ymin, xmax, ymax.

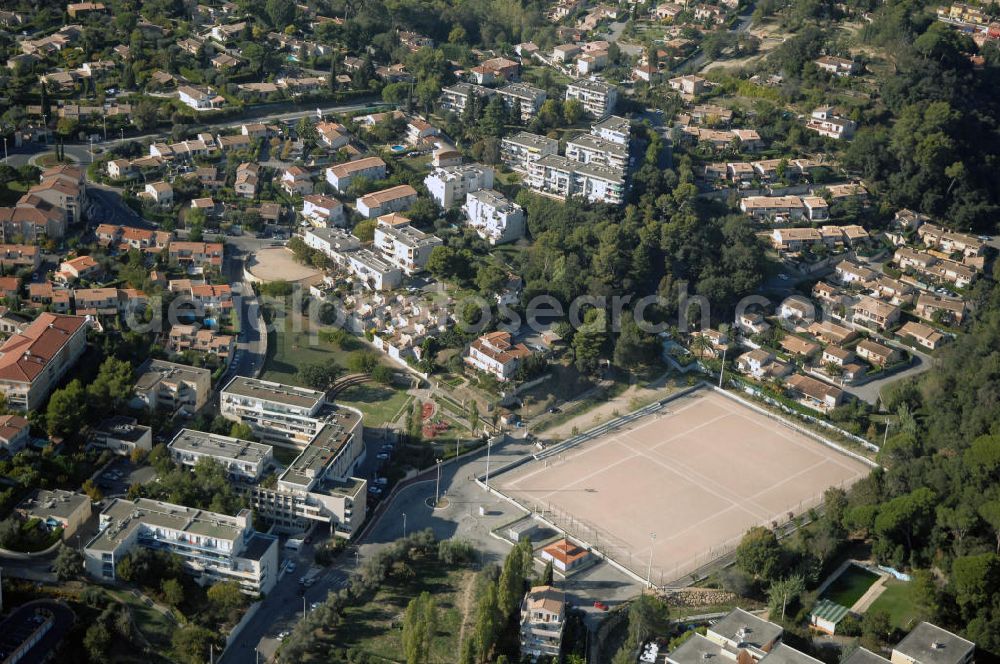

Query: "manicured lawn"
<box><xmin>264</xmin><ymin>320</ymin><xmax>413</xmax><ymax>426</ymax></box>
<box><xmin>868</xmin><ymin>578</ymin><xmax>922</xmax><ymax>630</ymax></box>
<box><xmin>821</xmin><ymin>565</ymin><xmax>880</xmax><ymax>609</ymax></box>
<box><xmin>319</xmin><ymin>559</ymin><xmax>474</xmax><ymax>663</ymax></box>
<box><xmin>107</xmin><ymin>588</ymin><xmax>177</xmax><ymax>653</ymax></box>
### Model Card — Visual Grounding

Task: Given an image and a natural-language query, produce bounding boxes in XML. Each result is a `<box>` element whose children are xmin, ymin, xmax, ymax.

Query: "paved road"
<box><xmin>841</xmin><ymin>346</ymin><xmax>933</xmax><ymax>405</ymax></box>
<box><xmin>3</xmin><ymin>98</ymin><xmax>383</xmax><ymax>166</ymax></box>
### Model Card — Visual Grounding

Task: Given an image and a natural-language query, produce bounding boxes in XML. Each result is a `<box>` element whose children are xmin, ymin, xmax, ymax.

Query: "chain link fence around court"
<box><xmin>501</xmin><ymin>453</ymin><xmax>855</xmax><ymax>589</ymax></box>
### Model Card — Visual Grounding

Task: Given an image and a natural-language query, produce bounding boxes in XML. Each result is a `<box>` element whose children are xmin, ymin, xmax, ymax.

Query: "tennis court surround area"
<box><xmin>494</xmin><ymin>387</ymin><xmax>872</xmax><ymax>586</ymax></box>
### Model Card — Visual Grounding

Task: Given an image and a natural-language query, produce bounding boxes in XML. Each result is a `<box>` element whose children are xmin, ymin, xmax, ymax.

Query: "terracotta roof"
<box><xmin>0</xmin><ymin>313</ymin><xmax>87</xmax><ymax>383</ymax></box>
<box><xmin>327</xmin><ymin>156</ymin><xmax>385</xmax><ymax>178</ymax></box>
<box><xmin>0</xmin><ymin>414</ymin><xmax>29</xmax><ymax>441</ymax></box>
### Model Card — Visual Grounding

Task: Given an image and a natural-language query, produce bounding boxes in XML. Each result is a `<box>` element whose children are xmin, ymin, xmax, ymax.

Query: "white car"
<box><xmin>277</xmin><ymin>631</ymin><xmax>289</xmax><ymax>641</ymax></box>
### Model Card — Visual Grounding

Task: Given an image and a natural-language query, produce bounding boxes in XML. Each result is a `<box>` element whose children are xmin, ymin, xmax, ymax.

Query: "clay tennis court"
<box><xmin>495</xmin><ymin>388</ymin><xmax>871</xmax><ymax>584</ymax></box>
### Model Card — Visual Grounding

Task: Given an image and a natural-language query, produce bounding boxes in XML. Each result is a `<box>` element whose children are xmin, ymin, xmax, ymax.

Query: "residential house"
<box><xmin>807</xmin><ymin>320</ymin><xmax>857</xmax><ymax>346</ymax></box>
<box><xmin>177</xmin><ymin>85</ymin><xmax>224</xmax><ymax>110</ymax></box>
<box><xmin>898</xmin><ymin>321</ymin><xmax>945</xmax><ymax>350</ymax></box>
<box><xmin>466</xmin><ymin>331</ymin><xmax>533</xmax><ymax>382</ymax></box>
<box><xmin>806</xmin><ymin>107</ymin><xmax>856</xmax><ymax>139</ymax></box>
<box><xmin>835</xmin><ymin>259</ymin><xmax>876</xmax><ymax>285</ymax></box>
<box><xmin>915</xmin><ymin>293</ymin><xmax>967</xmax><ymax>325</ymax></box>
<box><xmin>16</xmin><ymin>489</ymin><xmax>91</xmax><ymax>539</ymax></box>
<box><xmin>520</xmin><ymin>586</ymin><xmax>566</xmax><ymax>661</ymax></box>
<box><xmin>780</xmin><ymin>335</ymin><xmax>820</xmax><ymax>359</ymax></box>
<box><xmin>143</xmin><ymin>181</ymin><xmax>173</xmax><ymax>207</ymax></box>
<box><xmin>739</xmin><ymin>196</ymin><xmax>804</xmax><ymax>221</ymax></box>
<box><xmin>736</xmin><ymin>349</ymin><xmax>791</xmax><ymax>379</ymax></box>
<box><xmin>168</xmin><ymin>242</ymin><xmax>223</xmax><ymax>270</ymax></box>
<box><xmin>852</xmin><ymin>296</ymin><xmax>901</xmax><ymax>331</ymax></box>
<box><xmin>856</xmin><ymin>339</ymin><xmax>901</xmax><ymax>367</ymax></box>
<box><xmin>540</xmin><ymin>539</ymin><xmax>591</xmax><ymax>573</ymax></box>
<box><xmin>0</xmin><ymin>414</ymin><xmax>30</xmax><ymax>453</ymax></box>
<box><xmin>55</xmin><ymin>255</ymin><xmax>101</xmax><ymax>283</ymax></box>
<box><xmin>814</xmin><ymin>55</ymin><xmax>860</xmax><ymax>76</ymax></box>
<box><xmin>784</xmin><ymin>374</ymin><xmax>843</xmax><ymax>412</ymax></box>
<box><xmin>669</xmin><ymin>75</ymin><xmax>707</xmax><ymax>96</ymax></box>
<box><xmin>279</xmin><ymin>166</ymin><xmax>313</xmax><ymax>196</ymax></box>
<box><xmin>234</xmin><ymin>162</ymin><xmax>260</xmax><ymax>198</ymax></box>
<box><xmin>315</xmin><ymin>121</ymin><xmax>350</xmax><ymax>149</ymax></box>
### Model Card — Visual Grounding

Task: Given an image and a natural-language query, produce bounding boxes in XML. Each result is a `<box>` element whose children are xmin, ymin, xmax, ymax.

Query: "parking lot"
<box><xmin>94</xmin><ymin>457</ymin><xmax>158</xmax><ymax>496</ymax></box>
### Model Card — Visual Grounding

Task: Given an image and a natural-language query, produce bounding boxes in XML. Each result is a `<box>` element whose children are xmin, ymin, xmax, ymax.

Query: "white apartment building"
<box><xmin>565</xmin><ymin>78</ymin><xmax>619</xmax><ymax>118</ymax></box>
<box><xmin>520</xmin><ymin>586</ymin><xmax>566</xmax><ymax>661</ymax></box>
<box><xmin>131</xmin><ymin>359</ymin><xmax>211</xmax><ymax>416</ymax></box>
<box><xmin>220</xmin><ymin>376</ymin><xmax>368</xmax><ymax>537</ymax></box>
<box><xmin>373</xmin><ymin>217</ymin><xmax>443</xmax><ymax>274</ymax></box>
<box><xmin>304</xmin><ymin>226</ymin><xmax>361</xmax><ymax>257</ymax></box>
<box><xmin>356</xmin><ymin>184</ymin><xmax>418</xmax><ymax>218</ymax></box>
<box><xmin>90</xmin><ymin>416</ymin><xmax>152</xmax><ymax>456</ymax></box>
<box><xmin>301</xmin><ymin>194</ymin><xmax>345</xmax><ymax>227</ymax></box>
<box><xmin>526</xmin><ymin>154</ymin><xmax>625</xmax><ymax>205</ymax></box>
<box><xmin>220</xmin><ymin>376</ymin><xmax>327</xmax><ymax>446</ymax></box>
<box><xmin>344</xmin><ymin>248</ymin><xmax>403</xmax><ymax>291</ymax></box>
<box><xmin>501</xmin><ymin>132</ymin><xmax>559</xmax><ymax>173</ymax></box>
<box><xmin>325</xmin><ymin>157</ymin><xmax>387</xmax><ymax>193</ymax></box>
<box><xmin>439</xmin><ymin>82</ymin><xmax>492</xmax><ymax>114</ymax></box>
<box><xmin>167</xmin><ymin>429</ymin><xmax>274</xmax><ymax>482</ymax></box>
<box><xmin>424</xmin><ymin>163</ymin><xmax>495</xmax><ymax>208</ymax></box>
<box><xmin>806</xmin><ymin>107</ymin><xmax>856</xmax><ymax>140</ymax></box>
<box><xmin>565</xmin><ymin>132</ymin><xmax>628</xmax><ymax>173</ymax></box>
<box><xmin>497</xmin><ymin>83</ymin><xmax>547</xmax><ymax>120</ymax></box>
<box><xmin>84</xmin><ymin>497</ymin><xmax>279</xmax><ymax>595</ymax></box>
<box><xmin>464</xmin><ymin>189</ymin><xmax>526</xmax><ymax>245</ymax></box>
<box><xmin>591</xmin><ymin>115</ymin><xmax>630</xmax><ymax>145</ymax></box>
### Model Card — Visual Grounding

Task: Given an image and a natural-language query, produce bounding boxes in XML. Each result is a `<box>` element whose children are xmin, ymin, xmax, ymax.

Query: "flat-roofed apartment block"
<box><xmin>424</xmin><ymin>163</ymin><xmax>494</xmax><ymax>208</ymax></box>
<box><xmin>501</xmin><ymin>132</ymin><xmax>559</xmax><ymax>173</ymax></box>
<box><xmin>83</xmin><ymin>497</ymin><xmax>279</xmax><ymax>595</ymax></box>
<box><xmin>17</xmin><ymin>488</ymin><xmax>91</xmax><ymax>539</ymax></box>
<box><xmin>565</xmin><ymin>132</ymin><xmax>628</xmax><ymax>173</ymax></box>
<box><xmin>90</xmin><ymin>416</ymin><xmax>152</xmax><ymax>456</ymax></box>
<box><xmin>0</xmin><ymin>313</ymin><xmax>89</xmax><ymax>411</ymax></box>
<box><xmin>131</xmin><ymin>359</ymin><xmax>211</xmax><ymax>416</ymax></box>
<box><xmin>705</xmin><ymin>607</ymin><xmax>783</xmax><ymax>658</ymax></box>
<box><xmin>591</xmin><ymin>115</ymin><xmax>630</xmax><ymax>145</ymax></box>
<box><xmin>373</xmin><ymin>216</ymin><xmax>443</xmax><ymax>274</ymax></box>
<box><xmin>740</xmin><ymin>195</ymin><xmax>805</xmax><ymax>221</ymax></box>
<box><xmin>439</xmin><ymin>82</ymin><xmax>493</xmax><ymax>114</ymax></box>
<box><xmin>221</xmin><ymin>376</ymin><xmax>368</xmax><ymax>537</ymax></box>
<box><xmin>464</xmin><ymin>189</ymin><xmax>526</xmax><ymax>245</ymax></box>
<box><xmin>890</xmin><ymin>623</ymin><xmax>974</xmax><ymax>664</ymax></box>
<box><xmin>220</xmin><ymin>376</ymin><xmax>327</xmax><ymax>445</ymax></box>
<box><xmin>168</xmin><ymin>429</ymin><xmax>274</xmax><ymax>481</ymax></box>
<box><xmin>526</xmin><ymin>155</ymin><xmax>625</xmax><ymax>205</ymax></box>
<box><xmin>565</xmin><ymin>78</ymin><xmax>618</xmax><ymax>118</ymax></box>
<box><xmin>497</xmin><ymin>83</ymin><xmax>547</xmax><ymax>120</ymax></box>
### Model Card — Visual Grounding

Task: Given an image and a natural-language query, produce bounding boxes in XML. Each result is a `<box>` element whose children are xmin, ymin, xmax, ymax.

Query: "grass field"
<box><xmin>868</xmin><ymin>578</ymin><xmax>921</xmax><ymax>630</ymax></box>
<box><xmin>821</xmin><ymin>565</ymin><xmax>880</xmax><ymax>608</ymax></box>
<box><xmin>106</xmin><ymin>588</ymin><xmax>177</xmax><ymax>655</ymax></box>
<box><xmin>264</xmin><ymin>321</ymin><xmax>411</xmax><ymax>426</ymax></box>
<box><xmin>325</xmin><ymin>559</ymin><xmax>474</xmax><ymax>663</ymax></box>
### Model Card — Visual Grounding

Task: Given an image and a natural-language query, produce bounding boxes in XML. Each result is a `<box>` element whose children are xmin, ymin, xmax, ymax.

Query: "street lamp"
<box><xmin>718</xmin><ymin>345</ymin><xmax>727</xmax><ymax>388</ymax></box>
<box><xmin>302</xmin><ymin>595</ymin><xmax>306</xmax><ymax>620</ymax></box>
<box><xmin>485</xmin><ymin>437</ymin><xmax>492</xmax><ymax>490</ymax></box>
<box><xmin>435</xmin><ymin>458</ymin><xmax>442</xmax><ymax>505</ymax></box>
<box><xmin>4</xmin><ymin>136</ymin><xmax>8</xmax><ymax>162</ymax></box>
<box><xmin>402</xmin><ymin>512</ymin><xmax>407</xmax><ymax>538</ymax></box>
<box><xmin>646</xmin><ymin>533</ymin><xmax>657</xmax><ymax>589</ymax></box>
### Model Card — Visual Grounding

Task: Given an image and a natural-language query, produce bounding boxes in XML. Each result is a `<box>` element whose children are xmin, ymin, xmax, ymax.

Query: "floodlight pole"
<box><xmin>646</xmin><ymin>532</ymin><xmax>656</xmax><ymax>588</ymax></box>
<box><xmin>718</xmin><ymin>345</ymin><xmax>727</xmax><ymax>387</ymax></box>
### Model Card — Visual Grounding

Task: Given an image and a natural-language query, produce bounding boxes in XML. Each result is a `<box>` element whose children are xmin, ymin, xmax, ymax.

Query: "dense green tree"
<box><xmin>735</xmin><ymin>526</ymin><xmax>782</xmax><ymax>581</ymax></box>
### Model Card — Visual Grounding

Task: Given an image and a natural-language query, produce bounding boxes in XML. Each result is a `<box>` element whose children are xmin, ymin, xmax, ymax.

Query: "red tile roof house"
<box><xmin>168</xmin><ymin>242</ymin><xmax>223</xmax><ymax>269</ymax></box>
<box><xmin>0</xmin><ymin>313</ymin><xmax>89</xmax><ymax>410</ymax></box>
<box><xmin>540</xmin><ymin>538</ymin><xmax>592</xmax><ymax>573</ymax></box>
<box><xmin>465</xmin><ymin>331</ymin><xmax>533</xmax><ymax>382</ymax></box>
<box><xmin>55</xmin><ymin>255</ymin><xmax>101</xmax><ymax>283</ymax></box>
<box><xmin>0</xmin><ymin>414</ymin><xmax>30</xmax><ymax>453</ymax></box>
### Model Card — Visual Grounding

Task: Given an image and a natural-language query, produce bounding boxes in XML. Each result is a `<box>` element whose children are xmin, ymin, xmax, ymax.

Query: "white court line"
<box><xmin>615</xmin><ymin>435</ymin><xmax>773</xmax><ymax>522</ymax></box>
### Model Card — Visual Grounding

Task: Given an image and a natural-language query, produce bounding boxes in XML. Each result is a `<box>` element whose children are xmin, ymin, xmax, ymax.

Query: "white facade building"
<box><xmin>500</xmin><ymin>132</ymin><xmax>559</xmax><ymax>173</ymax></box>
<box><xmin>464</xmin><ymin>189</ymin><xmax>526</xmax><ymax>245</ymax></box>
<box><xmin>373</xmin><ymin>217</ymin><xmax>443</xmax><ymax>274</ymax></box>
<box><xmin>423</xmin><ymin>164</ymin><xmax>494</xmax><ymax>208</ymax></box>
<box><xmin>565</xmin><ymin>78</ymin><xmax>618</xmax><ymax>118</ymax></box>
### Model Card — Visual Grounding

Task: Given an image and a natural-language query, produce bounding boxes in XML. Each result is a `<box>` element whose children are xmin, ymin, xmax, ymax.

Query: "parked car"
<box><xmin>593</xmin><ymin>601</ymin><xmax>608</xmax><ymax>611</ymax></box>
<box><xmin>375</xmin><ymin>478</ymin><xmax>388</xmax><ymax>486</ymax></box>
<box><xmin>376</xmin><ymin>452</ymin><xmax>390</xmax><ymax>461</ymax></box>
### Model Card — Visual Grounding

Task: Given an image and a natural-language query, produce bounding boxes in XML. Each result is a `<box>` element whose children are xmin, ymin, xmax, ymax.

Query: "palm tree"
<box><xmin>689</xmin><ymin>334</ymin><xmax>714</xmax><ymax>358</ymax></box>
